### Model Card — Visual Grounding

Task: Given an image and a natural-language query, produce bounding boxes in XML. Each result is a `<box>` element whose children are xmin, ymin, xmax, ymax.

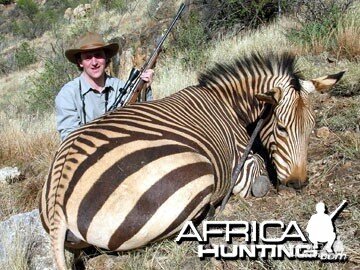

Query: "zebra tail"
<box><xmin>50</xmin><ymin>215</ymin><xmax>67</xmax><ymax>270</ymax></box>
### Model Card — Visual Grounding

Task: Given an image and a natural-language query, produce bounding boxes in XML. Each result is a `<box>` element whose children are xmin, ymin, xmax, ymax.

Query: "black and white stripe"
<box><xmin>39</xmin><ymin>52</ymin><xmax>344</xmax><ymax>269</ymax></box>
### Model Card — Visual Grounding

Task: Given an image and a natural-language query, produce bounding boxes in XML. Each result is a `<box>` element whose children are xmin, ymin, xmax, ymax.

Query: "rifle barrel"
<box><xmin>123</xmin><ymin>3</ymin><xmax>186</xmax><ymax>105</ymax></box>
<box><xmin>143</xmin><ymin>3</ymin><xmax>185</xmax><ymax>71</ymax></box>
<box><xmin>330</xmin><ymin>200</ymin><xmax>347</xmax><ymax>220</ymax></box>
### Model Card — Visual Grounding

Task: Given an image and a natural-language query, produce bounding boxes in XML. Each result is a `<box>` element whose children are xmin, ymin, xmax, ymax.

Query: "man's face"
<box><xmin>78</xmin><ymin>49</ymin><xmax>107</xmax><ymax>80</ymax></box>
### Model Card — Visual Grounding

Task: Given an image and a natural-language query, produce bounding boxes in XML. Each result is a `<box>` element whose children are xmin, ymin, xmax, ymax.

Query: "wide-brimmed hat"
<box><xmin>65</xmin><ymin>32</ymin><xmax>119</xmax><ymax>64</ymax></box>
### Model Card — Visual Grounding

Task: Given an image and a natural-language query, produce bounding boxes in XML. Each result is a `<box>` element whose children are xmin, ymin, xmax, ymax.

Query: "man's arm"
<box><xmin>55</xmin><ymin>86</ymin><xmax>81</xmax><ymax>141</ymax></box>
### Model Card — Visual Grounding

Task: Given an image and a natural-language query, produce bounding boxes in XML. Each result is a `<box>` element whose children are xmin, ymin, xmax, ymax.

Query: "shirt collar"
<box><xmin>79</xmin><ymin>73</ymin><xmax>114</xmax><ymax>96</ymax></box>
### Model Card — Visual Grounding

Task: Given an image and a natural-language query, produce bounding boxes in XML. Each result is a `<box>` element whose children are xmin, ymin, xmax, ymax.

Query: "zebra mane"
<box><xmin>197</xmin><ymin>52</ymin><xmax>303</xmax><ymax>92</ymax></box>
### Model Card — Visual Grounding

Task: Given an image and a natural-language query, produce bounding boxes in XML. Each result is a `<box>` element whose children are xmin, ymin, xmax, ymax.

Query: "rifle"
<box><xmin>109</xmin><ymin>3</ymin><xmax>186</xmax><ymax>111</ymax></box>
<box><xmin>329</xmin><ymin>200</ymin><xmax>347</xmax><ymax>220</ymax></box>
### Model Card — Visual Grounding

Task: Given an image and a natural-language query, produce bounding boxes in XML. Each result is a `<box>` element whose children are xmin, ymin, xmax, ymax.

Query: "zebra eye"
<box><xmin>277</xmin><ymin>124</ymin><xmax>288</xmax><ymax>135</ymax></box>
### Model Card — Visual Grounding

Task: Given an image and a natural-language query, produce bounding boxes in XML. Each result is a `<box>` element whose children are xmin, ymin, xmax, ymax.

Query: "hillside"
<box><xmin>0</xmin><ymin>0</ymin><xmax>359</xmax><ymax>269</ymax></box>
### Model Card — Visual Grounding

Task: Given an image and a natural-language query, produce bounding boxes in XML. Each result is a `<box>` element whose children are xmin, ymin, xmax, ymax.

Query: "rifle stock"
<box><xmin>127</xmin><ymin>50</ymin><xmax>160</xmax><ymax>104</ymax></box>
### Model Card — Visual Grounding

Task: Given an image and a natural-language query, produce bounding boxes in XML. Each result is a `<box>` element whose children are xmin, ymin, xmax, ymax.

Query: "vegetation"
<box><xmin>0</xmin><ymin>0</ymin><xmax>359</xmax><ymax>269</ymax></box>
<box><xmin>26</xmin><ymin>35</ymin><xmax>79</xmax><ymax>112</ymax></box>
<box><xmin>170</xmin><ymin>11</ymin><xmax>209</xmax><ymax>68</ymax></box>
<box><xmin>0</xmin><ymin>0</ymin><xmax>13</xmax><ymax>4</ymax></box>
<box><xmin>14</xmin><ymin>42</ymin><xmax>37</xmax><ymax>70</ymax></box>
<box><xmin>11</xmin><ymin>0</ymin><xmax>55</xmax><ymax>39</ymax></box>
<box><xmin>100</xmin><ymin>0</ymin><xmax>129</xmax><ymax>12</ymax></box>
<box><xmin>202</xmin><ymin>0</ymin><xmax>288</xmax><ymax>32</ymax></box>
<box><xmin>287</xmin><ymin>0</ymin><xmax>359</xmax><ymax>59</ymax></box>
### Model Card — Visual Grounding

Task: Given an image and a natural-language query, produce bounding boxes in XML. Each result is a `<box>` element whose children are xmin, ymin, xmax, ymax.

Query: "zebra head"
<box><xmin>256</xmin><ymin>71</ymin><xmax>345</xmax><ymax>189</ymax></box>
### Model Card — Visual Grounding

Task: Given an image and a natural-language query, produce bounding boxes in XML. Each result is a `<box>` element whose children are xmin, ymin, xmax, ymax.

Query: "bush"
<box><xmin>0</xmin><ymin>0</ymin><xmax>14</xmax><ymax>4</ymax></box>
<box><xmin>169</xmin><ymin>12</ymin><xmax>209</xmax><ymax>68</ymax></box>
<box><xmin>27</xmin><ymin>38</ymin><xmax>78</xmax><ymax>112</ymax></box>
<box><xmin>287</xmin><ymin>0</ymin><xmax>357</xmax><ymax>58</ymax></box>
<box><xmin>99</xmin><ymin>0</ymin><xmax>129</xmax><ymax>12</ymax></box>
<box><xmin>0</xmin><ymin>57</ymin><xmax>8</xmax><ymax>75</ymax></box>
<box><xmin>334</xmin><ymin>3</ymin><xmax>360</xmax><ymax>60</ymax></box>
<box><xmin>202</xmin><ymin>0</ymin><xmax>291</xmax><ymax>33</ymax></box>
<box><xmin>14</xmin><ymin>42</ymin><xmax>36</xmax><ymax>70</ymax></box>
<box><xmin>11</xmin><ymin>0</ymin><xmax>57</xmax><ymax>39</ymax></box>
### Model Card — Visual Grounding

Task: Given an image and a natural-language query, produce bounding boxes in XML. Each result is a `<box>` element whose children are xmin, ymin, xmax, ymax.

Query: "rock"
<box><xmin>64</xmin><ymin>7</ymin><xmax>72</xmax><ymax>20</ymax></box>
<box><xmin>0</xmin><ymin>209</ymin><xmax>73</xmax><ymax>270</ymax></box>
<box><xmin>251</xmin><ymin>174</ymin><xmax>271</xmax><ymax>198</ymax></box>
<box><xmin>315</xmin><ymin>126</ymin><xmax>330</xmax><ymax>139</ymax></box>
<box><xmin>73</xmin><ymin>4</ymin><xmax>91</xmax><ymax>19</ymax></box>
<box><xmin>0</xmin><ymin>166</ymin><xmax>21</xmax><ymax>184</ymax></box>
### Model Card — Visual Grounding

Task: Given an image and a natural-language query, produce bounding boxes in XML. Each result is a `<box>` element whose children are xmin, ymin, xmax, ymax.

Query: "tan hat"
<box><xmin>65</xmin><ymin>32</ymin><xmax>119</xmax><ymax>64</ymax></box>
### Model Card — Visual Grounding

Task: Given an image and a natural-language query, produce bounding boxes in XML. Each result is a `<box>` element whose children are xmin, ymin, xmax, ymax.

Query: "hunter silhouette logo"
<box><xmin>306</xmin><ymin>200</ymin><xmax>348</xmax><ymax>253</ymax></box>
<box><xmin>176</xmin><ymin>200</ymin><xmax>348</xmax><ymax>261</ymax></box>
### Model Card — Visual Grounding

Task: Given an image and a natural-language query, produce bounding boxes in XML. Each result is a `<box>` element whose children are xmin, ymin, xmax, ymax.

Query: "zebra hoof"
<box><xmin>252</xmin><ymin>175</ymin><xmax>271</xmax><ymax>198</ymax></box>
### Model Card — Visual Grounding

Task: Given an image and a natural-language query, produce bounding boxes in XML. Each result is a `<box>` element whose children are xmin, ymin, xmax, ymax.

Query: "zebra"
<box><xmin>39</xmin><ymin>52</ymin><xmax>344</xmax><ymax>269</ymax></box>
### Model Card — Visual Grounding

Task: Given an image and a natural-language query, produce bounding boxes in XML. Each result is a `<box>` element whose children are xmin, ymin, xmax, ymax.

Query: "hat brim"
<box><xmin>65</xmin><ymin>43</ymin><xmax>119</xmax><ymax>64</ymax></box>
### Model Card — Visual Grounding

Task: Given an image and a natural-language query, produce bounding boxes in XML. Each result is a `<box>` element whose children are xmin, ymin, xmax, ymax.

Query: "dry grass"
<box><xmin>0</xmin><ymin>112</ymin><xmax>59</xmax><ymax>168</ymax></box>
<box><xmin>317</xmin><ymin>96</ymin><xmax>360</xmax><ymax>132</ymax></box>
<box><xmin>0</xmin><ymin>113</ymin><xmax>59</xmax><ymax>220</ymax></box>
<box><xmin>0</xmin><ymin>1</ymin><xmax>358</xmax><ymax>269</ymax></box>
<box><xmin>289</xmin><ymin>2</ymin><xmax>360</xmax><ymax>60</ymax></box>
<box><xmin>334</xmin><ymin>3</ymin><xmax>360</xmax><ymax>60</ymax></box>
<box><xmin>154</xmin><ymin>17</ymin><xmax>296</xmax><ymax>98</ymax></box>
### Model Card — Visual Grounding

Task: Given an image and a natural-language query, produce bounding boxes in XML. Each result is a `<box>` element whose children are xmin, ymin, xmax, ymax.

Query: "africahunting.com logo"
<box><xmin>176</xmin><ymin>200</ymin><xmax>348</xmax><ymax>261</ymax></box>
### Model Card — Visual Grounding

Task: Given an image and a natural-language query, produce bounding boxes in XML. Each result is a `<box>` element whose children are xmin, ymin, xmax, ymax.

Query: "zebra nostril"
<box><xmin>286</xmin><ymin>179</ymin><xmax>303</xmax><ymax>190</ymax></box>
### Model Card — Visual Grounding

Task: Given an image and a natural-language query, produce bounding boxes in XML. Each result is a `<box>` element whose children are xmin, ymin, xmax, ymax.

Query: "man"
<box><xmin>306</xmin><ymin>202</ymin><xmax>336</xmax><ymax>253</ymax></box>
<box><xmin>56</xmin><ymin>32</ymin><xmax>154</xmax><ymax>140</ymax></box>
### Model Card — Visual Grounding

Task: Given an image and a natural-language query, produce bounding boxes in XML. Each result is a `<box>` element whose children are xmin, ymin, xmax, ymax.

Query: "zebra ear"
<box><xmin>255</xmin><ymin>87</ymin><xmax>282</xmax><ymax>105</ymax></box>
<box><xmin>309</xmin><ymin>71</ymin><xmax>346</xmax><ymax>93</ymax></box>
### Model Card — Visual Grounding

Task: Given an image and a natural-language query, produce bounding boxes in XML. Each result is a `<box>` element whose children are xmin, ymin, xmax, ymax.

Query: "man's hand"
<box><xmin>140</xmin><ymin>69</ymin><xmax>154</xmax><ymax>87</ymax></box>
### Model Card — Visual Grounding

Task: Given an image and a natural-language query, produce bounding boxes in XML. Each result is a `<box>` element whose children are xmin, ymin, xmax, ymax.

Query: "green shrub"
<box><xmin>170</xmin><ymin>12</ymin><xmax>209</xmax><ymax>68</ymax></box>
<box><xmin>99</xmin><ymin>0</ymin><xmax>128</xmax><ymax>12</ymax></box>
<box><xmin>0</xmin><ymin>0</ymin><xmax>14</xmax><ymax>4</ymax></box>
<box><xmin>287</xmin><ymin>0</ymin><xmax>356</xmax><ymax>57</ymax></box>
<box><xmin>0</xmin><ymin>57</ymin><xmax>9</xmax><ymax>75</ymax></box>
<box><xmin>202</xmin><ymin>0</ymin><xmax>291</xmax><ymax>32</ymax></box>
<box><xmin>26</xmin><ymin>39</ymin><xmax>78</xmax><ymax>112</ymax></box>
<box><xmin>11</xmin><ymin>0</ymin><xmax>57</xmax><ymax>39</ymax></box>
<box><xmin>14</xmin><ymin>42</ymin><xmax>36</xmax><ymax>70</ymax></box>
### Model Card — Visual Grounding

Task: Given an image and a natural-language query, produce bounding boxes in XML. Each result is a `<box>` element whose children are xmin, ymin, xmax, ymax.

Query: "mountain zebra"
<box><xmin>39</xmin><ymin>52</ymin><xmax>343</xmax><ymax>269</ymax></box>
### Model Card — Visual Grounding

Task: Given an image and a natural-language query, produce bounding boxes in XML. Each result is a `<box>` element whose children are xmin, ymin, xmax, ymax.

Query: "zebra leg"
<box><xmin>232</xmin><ymin>153</ymin><xmax>270</xmax><ymax>197</ymax></box>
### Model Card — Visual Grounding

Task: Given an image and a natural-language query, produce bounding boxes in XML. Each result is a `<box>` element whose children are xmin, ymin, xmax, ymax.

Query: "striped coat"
<box><xmin>39</xmin><ymin>52</ymin><xmax>344</xmax><ymax>269</ymax></box>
